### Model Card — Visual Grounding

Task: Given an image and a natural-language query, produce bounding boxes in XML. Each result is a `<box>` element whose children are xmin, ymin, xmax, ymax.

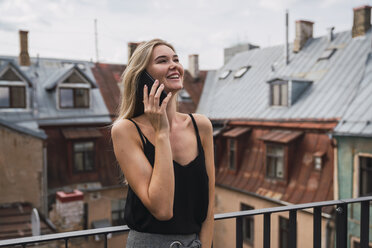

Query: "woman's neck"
<box><xmin>165</xmin><ymin>95</ymin><xmax>178</xmax><ymax>128</ymax></box>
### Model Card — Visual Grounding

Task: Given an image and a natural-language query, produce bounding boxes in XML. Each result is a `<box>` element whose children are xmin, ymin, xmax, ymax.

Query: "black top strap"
<box><xmin>128</xmin><ymin>119</ymin><xmax>146</xmax><ymax>148</ymax></box>
<box><xmin>188</xmin><ymin>114</ymin><xmax>202</xmax><ymax>151</ymax></box>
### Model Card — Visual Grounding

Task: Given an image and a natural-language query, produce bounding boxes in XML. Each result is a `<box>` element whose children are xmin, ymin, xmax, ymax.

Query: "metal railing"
<box><xmin>0</xmin><ymin>196</ymin><xmax>371</xmax><ymax>248</ymax></box>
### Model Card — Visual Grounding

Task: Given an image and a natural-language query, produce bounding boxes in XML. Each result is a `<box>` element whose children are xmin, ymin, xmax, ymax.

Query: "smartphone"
<box><xmin>137</xmin><ymin>70</ymin><xmax>167</xmax><ymax>106</ymax></box>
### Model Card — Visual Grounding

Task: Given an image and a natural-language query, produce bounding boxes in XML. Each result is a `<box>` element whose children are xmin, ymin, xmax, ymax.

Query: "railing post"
<box><xmin>264</xmin><ymin>213</ymin><xmax>271</xmax><ymax>248</ymax></box>
<box><xmin>289</xmin><ymin>210</ymin><xmax>297</xmax><ymax>248</ymax></box>
<box><xmin>236</xmin><ymin>216</ymin><xmax>243</xmax><ymax>248</ymax></box>
<box><xmin>313</xmin><ymin>207</ymin><xmax>321</xmax><ymax>248</ymax></box>
<box><xmin>104</xmin><ymin>234</ymin><xmax>108</xmax><ymax>248</ymax></box>
<box><xmin>336</xmin><ymin>203</ymin><xmax>347</xmax><ymax>248</ymax></box>
<box><xmin>360</xmin><ymin>201</ymin><xmax>370</xmax><ymax>248</ymax></box>
<box><xmin>64</xmin><ymin>238</ymin><xmax>68</xmax><ymax>248</ymax></box>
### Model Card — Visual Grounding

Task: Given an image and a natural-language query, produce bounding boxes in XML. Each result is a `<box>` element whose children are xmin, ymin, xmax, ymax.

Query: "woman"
<box><xmin>111</xmin><ymin>39</ymin><xmax>215</xmax><ymax>248</ymax></box>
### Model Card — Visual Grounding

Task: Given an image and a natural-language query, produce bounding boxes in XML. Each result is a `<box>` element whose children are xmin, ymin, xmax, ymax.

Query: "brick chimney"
<box><xmin>293</xmin><ymin>20</ymin><xmax>314</xmax><ymax>53</ymax></box>
<box><xmin>188</xmin><ymin>54</ymin><xmax>199</xmax><ymax>79</ymax></box>
<box><xmin>128</xmin><ymin>42</ymin><xmax>141</xmax><ymax>62</ymax></box>
<box><xmin>52</xmin><ymin>190</ymin><xmax>84</xmax><ymax>232</ymax></box>
<box><xmin>352</xmin><ymin>5</ymin><xmax>371</xmax><ymax>38</ymax></box>
<box><xmin>19</xmin><ymin>30</ymin><xmax>31</xmax><ymax>66</ymax></box>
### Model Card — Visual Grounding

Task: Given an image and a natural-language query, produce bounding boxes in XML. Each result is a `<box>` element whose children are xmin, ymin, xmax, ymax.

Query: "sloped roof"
<box><xmin>0</xmin><ymin>60</ymin><xmax>33</xmax><ymax>86</ymax></box>
<box><xmin>0</xmin><ymin>118</ymin><xmax>46</xmax><ymax>139</ymax></box>
<box><xmin>0</xmin><ymin>56</ymin><xmax>111</xmax><ymax>126</ymax></box>
<box><xmin>197</xmin><ymin>29</ymin><xmax>372</xmax><ymax>120</ymax></box>
<box><xmin>92</xmin><ymin>63</ymin><xmax>125</xmax><ymax>118</ymax></box>
<box><xmin>0</xmin><ymin>203</ymin><xmax>55</xmax><ymax>240</ymax></box>
<box><xmin>334</xmin><ymin>52</ymin><xmax>372</xmax><ymax>136</ymax></box>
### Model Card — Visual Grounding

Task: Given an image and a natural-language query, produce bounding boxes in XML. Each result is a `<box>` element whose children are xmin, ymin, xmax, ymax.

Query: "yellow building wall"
<box><xmin>214</xmin><ymin>186</ymin><xmax>330</xmax><ymax>248</ymax></box>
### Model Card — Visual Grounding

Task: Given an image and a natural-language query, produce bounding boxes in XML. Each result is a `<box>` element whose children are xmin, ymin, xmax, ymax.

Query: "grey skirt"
<box><xmin>126</xmin><ymin>229</ymin><xmax>201</xmax><ymax>248</ymax></box>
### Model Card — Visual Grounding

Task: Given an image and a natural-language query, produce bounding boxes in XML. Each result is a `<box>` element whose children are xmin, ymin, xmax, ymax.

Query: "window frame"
<box><xmin>353</xmin><ymin>153</ymin><xmax>372</xmax><ymax>198</ymax></box>
<box><xmin>72</xmin><ymin>140</ymin><xmax>96</xmax><ymax>173</ymax></box>
<box><xmin>228</xmin><ymin>138</ymin><xmax>237</xmax><ymax>171</ymax></box>
<box><xmin>58</xmin><ymin>84</ymin><xmax>90</xmax><ymax>109</ymax></box>
<box><xmin>265</xmin><ymin>143</ymin><xmax>285</xmax><ymax>180</ymax></box>
<box><xmin>111</xmin><ymin>199</ymin><xmax>126</xmax><ymax>226</ymax></box>
<box><xmin>241</xmin><ymin>203</ymin><xmax>254</xmax><ymax>245</ymax></box>
<box><xmin>270</xmin><ymin>80</ymin><xmax>288</xmax><ymax>107</ymax></box>
<box><xmin>0</xmin><ymin>80</ymin><xmax>27</xmax><ymax>109</ymax></box>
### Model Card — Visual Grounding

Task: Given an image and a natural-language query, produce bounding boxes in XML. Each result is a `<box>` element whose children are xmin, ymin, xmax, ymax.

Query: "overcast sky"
<box><xmin>0</xmin><ymin>0</ymin><xmax>370</xmax><ymax>70</ymax></box>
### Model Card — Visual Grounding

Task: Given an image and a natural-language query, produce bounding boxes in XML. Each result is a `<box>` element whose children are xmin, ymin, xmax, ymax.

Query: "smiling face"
<box><xmin>146</xmin><ymin>44</ymin><xmax>184</xmax><ymax>93</ymax></box>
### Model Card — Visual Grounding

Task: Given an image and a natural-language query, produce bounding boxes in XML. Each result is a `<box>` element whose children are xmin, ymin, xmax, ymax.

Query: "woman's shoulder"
<box><xmin>189</xmin><ymin>113</ymin><xmax>213</xmax><ymax>135</ymax></box>
<box><xmin>111</xmin><ymin>118</ymin><xmax>137</xmax><ymax>140</ymax></box>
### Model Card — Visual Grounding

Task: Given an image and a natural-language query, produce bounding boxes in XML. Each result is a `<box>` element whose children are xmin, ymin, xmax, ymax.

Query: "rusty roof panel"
<box><xmin>259</xmin><ymin>130</ymin><xmax>303</xmax><ymax>143</ymax></box>
<box><xmin>223</xmin><ymin>127</ymin><xmax>251</xmax><ymax>138</ymax></box>
<box><xmin>62</xmin><ymin>128</ymin><xmax>102</xmax><ymax>139</ymax></box>
<box><xmin>215</xmin><ymin>126</ymin><xmax>333</xmax><ymax>211</ymax></box>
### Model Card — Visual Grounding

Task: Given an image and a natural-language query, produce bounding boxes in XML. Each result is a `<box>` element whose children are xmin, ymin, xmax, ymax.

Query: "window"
<box><xmin>0</xmin><ymin>68</ymin><xmax>27</xmax><ymax>108</ymax></box>
<box><xmin>234</xmin><ymin>66</ymin><xmax>250</xmax><ymax>78</ymax></box>
<box><xmin>359</xmin><ymin>156</ymin><xmax>372</xmax><ymax>196</ymax></box>
<box><xmin>229</xmin><ymin>139</ymin><xmax>236</xmax><ymax>170</ymax></box>
<box><xmin>279</xmin><ymin>217</ymin><xmax>290</xmax><ymax>248</ymax></box>
<box><xmin>270</xmin><ymin>80</ymin><xmax>288</xmax><ymax>106</ymax></box>
<box><xmin>111</xmin><ymin>199</ymin><xmax>126</xmax><ymax>226</ymax></box>
<box><xmin>73</xmin><ymin>141</ymin><xmax>95</xmax><ymax>172</ymax></box>
<box><xmin>266</xmin><ymin>144</ymin><xmax>284</xmax><ymax>179</ymax></box>
<box><xmin>241</xmin><ymin>203</ymin><xmax>254</xmax><ymax>245</ymax></box>
<box><xmin>219</xmin><ymin>70</ymin><xmax>231</xmax><ymax>79</ymax></box>
<box><xmin>59</xmin><ymin>87</ymin><xmax>89</xmax><ymax>108</ymax></box>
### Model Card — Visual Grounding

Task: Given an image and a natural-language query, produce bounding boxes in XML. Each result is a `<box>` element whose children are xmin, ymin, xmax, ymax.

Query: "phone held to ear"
<box><xmin>138</xmin><ymin>70</ymin><xmax>167</xmax><ymax>106</ymax></box>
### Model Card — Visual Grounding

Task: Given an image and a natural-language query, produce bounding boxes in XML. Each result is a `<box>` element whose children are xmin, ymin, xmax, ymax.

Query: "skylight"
<box><xmin>218</xmin><ymin>70</ymin><xmax>231</xmax><ymax>80</ymax></box>
<box><xmin>234</xmin><ymin>66</ymin><xmax>251</xmax><ymax>78</ymax></box>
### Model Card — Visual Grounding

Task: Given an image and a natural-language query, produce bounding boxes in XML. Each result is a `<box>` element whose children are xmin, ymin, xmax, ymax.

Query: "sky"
<box><xmin>0</xmin><ymin>0</ymin><xmax>371</xmax><ymax>70</ymax></box>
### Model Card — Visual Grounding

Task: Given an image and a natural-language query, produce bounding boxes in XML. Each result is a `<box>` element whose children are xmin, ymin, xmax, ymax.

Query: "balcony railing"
<box><xmin>0</xmin><ymin>196</ymin><xmax>371</xmax><ymax>248</ymax></box>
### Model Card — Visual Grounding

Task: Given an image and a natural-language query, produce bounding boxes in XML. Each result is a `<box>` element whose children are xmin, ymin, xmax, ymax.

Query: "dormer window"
<box><xmin>223</xmin><ymin>127</ymin><xmax>251</xmax><ymax>171</ymax></box>
<box><xmin>270</xmin><ymin>79</ymin><xmax>288</xmax><ymax>106</ymax></box>
<box><xmin>268</xmin><ymin>77</ymin><xmax>312</xmax><ymax>107</ymax></box>
<box><xmin>57</xmin><ymin>69</ymin><xmax>92</xmax><ymax>109</ymax></box>
<box><xmin>0</xmin><ymin>67</ymin><xmax>27</xmax><ymax>109</ymax></box>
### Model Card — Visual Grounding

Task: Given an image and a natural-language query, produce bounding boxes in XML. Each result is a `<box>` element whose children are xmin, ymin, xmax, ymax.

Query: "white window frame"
<box><xmin>353</xmin><ymin>153</ymin><xmax>372</xmax><ymax>198</ymax></box>
<box><xmin>270</xmin><ymin>80</ymin><xmax>288</xmax><ymax>107</ymax></box>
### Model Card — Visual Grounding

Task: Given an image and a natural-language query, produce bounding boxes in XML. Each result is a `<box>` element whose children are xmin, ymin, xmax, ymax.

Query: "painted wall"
<box><xmin>0</xmin><ymin>125</ymin><xmax>44</xmax><ymax>209</ymax></box>
<box><xmin>336</xmin><ymin>136</ymin><xmax>372</xmax><ymax>247</ymax></box>
<box><xmin>214</xmin><ymin>186</ymin><xmax>331</xmax><ymax>248</ymax></box>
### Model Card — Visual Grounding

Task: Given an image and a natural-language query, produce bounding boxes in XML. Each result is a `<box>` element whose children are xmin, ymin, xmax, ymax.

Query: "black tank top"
<box><xmin>124</xmin><ymin>114</ymin><xmax>209</xmax><ymax>234</ymax></box>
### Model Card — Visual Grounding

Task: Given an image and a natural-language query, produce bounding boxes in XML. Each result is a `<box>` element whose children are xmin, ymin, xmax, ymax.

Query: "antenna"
<box><xmin>285</xmin><ymin>9</ymin><xmax>289</xmax><ymax>65</ymax></box>
<box><xmin>94</xmin><ymin>19</ymin><xmax>99</xmax><ymax>62</ymax></box>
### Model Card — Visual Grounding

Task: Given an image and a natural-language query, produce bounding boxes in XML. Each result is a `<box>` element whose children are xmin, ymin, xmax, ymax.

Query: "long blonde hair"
<box><xmin>116</xmin><ymin>39</ymin><xmax>175</xmax><ymax>122</ymax></box>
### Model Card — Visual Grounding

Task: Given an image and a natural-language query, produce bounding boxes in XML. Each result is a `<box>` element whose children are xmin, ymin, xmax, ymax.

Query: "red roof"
<box><xmin>0</xmin><ymin>203</ymin><xmax>55</xmax><ymax>240</ymax></box>
<box><xmin>178</xmin><ymin>70</ymin><xmax>207</xmax><ymax>113</ymax></box>
<box><xmin>92</xmin><ymin>63</ymin><xmax>126</xmax><ymax>119</ymax></box>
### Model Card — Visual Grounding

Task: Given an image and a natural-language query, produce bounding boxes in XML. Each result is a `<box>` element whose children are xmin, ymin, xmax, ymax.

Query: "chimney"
<box><xmin>188</xmin><ymin>54</ymin><xmax>199</xmax><ymax>79</ymax></box>
<box><xmin>327</xmin><ymin>27</ymin><xmax>335</xmax><ymax>42</ymax></box>
<box><xmin>19</xmin><ymin>30</ymin><xmax>31</xmax><ymax>66</ymax></box>
<box><xmin>352</xmin><ymin>5</ymin><xmax>371</xmax><ymax>38</ymax></box>
<box><xmin>128</xmin><ymin>42</ymin><xmax>141</xmax><ymax>62</ymax></box>
<box><xmin>293</xmin><ymin>20</ymin><xmax>314</xmax><ymax>53</ymax></box>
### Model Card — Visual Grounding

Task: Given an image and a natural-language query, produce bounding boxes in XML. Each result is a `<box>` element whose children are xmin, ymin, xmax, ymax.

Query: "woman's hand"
<box><xmin>143</xmin><ymin>80</ymin><xmax>172</xmax><ymax>134</ymax></box>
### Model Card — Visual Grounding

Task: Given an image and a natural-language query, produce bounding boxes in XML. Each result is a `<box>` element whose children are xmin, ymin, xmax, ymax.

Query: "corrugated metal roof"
<box><xmin>0</xmin><ymin>56</ymin><xmax>111</xmax><ymax>126</ymax></box>
<box><xmin>62</xmin><ymin>127</ymin><xmax>102</xmax><ymax>139</ymax></box>
<box><xmin>222</xmin><ymin>127</ymin><xmax>251</xmax><ymax>137</ymax></box>
<box><xmin>334</xmin><ymin>51</ymin><xmax>372</xmax><ymax>136</ymax></box>
<box><xmin>197</xmin><ymin>30</ymin><xmax>372</xmax><ymax>121</ymax></box>
<box><xmin>0</xmin><ymin>118</ymin><xmax>46</xmax><ymax>139</ymax></box>
<box><xmin>258</xmin><ymin>130</ymin><xmax>303</xmax><ymax>143</ymax></box>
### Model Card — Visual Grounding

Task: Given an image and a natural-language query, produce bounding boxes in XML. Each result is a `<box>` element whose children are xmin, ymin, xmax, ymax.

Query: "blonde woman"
<box><xmin>111</xmin><ymin>39</ymin><xmax>215</xmax><ymax>248</ymax></box>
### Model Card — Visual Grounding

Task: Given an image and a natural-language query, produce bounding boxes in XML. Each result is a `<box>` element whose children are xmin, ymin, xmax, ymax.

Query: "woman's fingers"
<box><xmin>154</xmin><ymin>84</ymin><xmax>164</xmax><ymax>107</ymax></box>
<box><xmin>160</xmin><ymin>92</ymin><xmax>172</xmax><ymax>112</ymax></box>
<box><xmin>148</xmin><ymin>80</ymin><xmax>159</xmax><ymax>105</ymax></box>
<box><xmin>143</xmin><ymin>85</ymin><xmax>148</xmax><ymax>106</ymax></box>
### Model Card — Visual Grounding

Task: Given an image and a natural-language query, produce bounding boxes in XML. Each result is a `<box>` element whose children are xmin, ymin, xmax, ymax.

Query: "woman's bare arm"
<box><xmin>195</xmin><ymin>114</ymin><xmax>215</xmax><ymax>248</ymax></box>
<box><xmin>112</xmin><ymin>82</ymin><xmax>175</xmax><ymax>220</ymax></box>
